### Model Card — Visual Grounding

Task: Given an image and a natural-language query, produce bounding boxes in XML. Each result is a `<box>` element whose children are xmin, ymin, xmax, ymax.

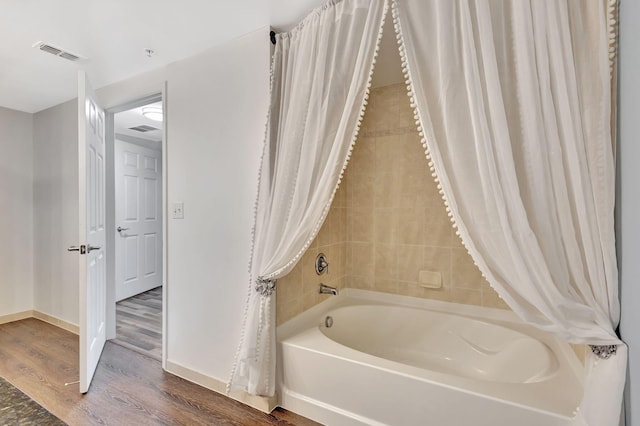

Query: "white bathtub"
<box><xmin>277</xmin><ymin>289</ymin><xmax>584</xmax><ymax>426</ymax></box>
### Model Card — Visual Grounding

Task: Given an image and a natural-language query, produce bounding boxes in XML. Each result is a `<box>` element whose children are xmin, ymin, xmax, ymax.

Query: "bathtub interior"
<box><xmin>319</xmin><ymin>305</ymin><xmax>560</xmax><ymax>384</ymax></box>
<box><xmin>277</xmin><ymin>289</ymin><xmax>585</xmax><ymax>424</ymax></box>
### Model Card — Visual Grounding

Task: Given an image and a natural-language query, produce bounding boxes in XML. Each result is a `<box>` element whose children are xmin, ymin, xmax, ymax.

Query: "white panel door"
<box><xmin>114</xmin><ymin>139</ymin><xmax>162</xmax><ymax>301</ymax></box>
<box><xmin>77</xmin><ymin>71</ymin><xmax>106</xmax><ymax>393</ymax></box>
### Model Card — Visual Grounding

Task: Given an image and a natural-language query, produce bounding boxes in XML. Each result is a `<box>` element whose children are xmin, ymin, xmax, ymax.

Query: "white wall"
<box><xmin>32</xmin><ymin>100</ymin><xmax>79</xmax><ymax>325</ymax></box>
<box><xmin>0</xmin><ymin>107</ymin><xmax>34</xmax><ymax>317</ymax></box>
<box><xmin>164</xmin><ymin>28</ymin><xmax>268</xmax><ymax>381</ymax></box>
<box><xmin>97</xmin><ymin>27</ymin><xmax>270</xmax><ymax>382</ymax></box>
<box><xmin>619</xmin><ymin>1</ymin><xmax>640</xmax><ymax>424</ymax></box>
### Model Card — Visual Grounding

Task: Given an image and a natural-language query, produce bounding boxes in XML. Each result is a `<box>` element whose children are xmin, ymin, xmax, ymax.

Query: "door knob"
<box><xmin>117</xmin><ymin>226</ymin><xmax>129</xmax><ymax>233</ymax></box>
<box><xmin>87</xmin><ymin>245</ymin><xmax>101</xmax><ymax>253</ymax></box>
<box><xmin>68</xmin><ymin>245</ymin><xmax>87</xmax><ymax>254</ymax></box>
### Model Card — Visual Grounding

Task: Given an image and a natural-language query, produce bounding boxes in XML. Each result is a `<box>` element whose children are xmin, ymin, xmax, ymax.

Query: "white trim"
<box><xmin>104</xmin><ymin>85</ymin><xmax>168</xmax><ymax>369</ymax></box>
<box><xmin>161</xmin><ymin>81</ymin><xmax>168</xmax><ymax>371</ymax></box>
<box><xmin>0</xmin><ymin>310</ymin><xmax>33</xmax><ymax>325</ymax></box>
<box><xmin>32</xmin><ymin>311</ymin><xmax>79</xmax><ymax>335</ymax></box>
<box><xmin>105</xmin><ymin>108</ymin><xmax>117</xmax><ymax>340</ymax></box>
<box><xmin>0</xmin><ymin>310</ymin><xmax>79</xmax><ymax>335</ymax></box>
<box><xmin>166</xmin><ymin>360</ymin><xmax>277</xmax><ymax>413</ymax></box>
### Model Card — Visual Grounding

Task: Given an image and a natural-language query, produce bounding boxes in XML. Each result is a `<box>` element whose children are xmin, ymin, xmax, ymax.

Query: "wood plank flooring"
<box><xmin>112</xmin><ymin>287</ymin><xmax>162</xmax><ymax>361</ymax></box>
<box><xmin>0</xmin><ymin>318</ymin><xmax>319</xmax><ymax>425</ymax></box>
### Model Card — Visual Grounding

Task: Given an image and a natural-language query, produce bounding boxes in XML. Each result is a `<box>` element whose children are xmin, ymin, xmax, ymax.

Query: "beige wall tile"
<box><xmin>348</xmin><ymin>137</ymin><xmax>375</xmax><ymax>178</ymax></box>
<box><xmin>399</xmin><ymin>171</ymin><xmax>431</xmax><ymax>209</ymax></box>
<box><xmin>302</xmin><ymin>289</ymin><xmax>320</xmax><ymax>311</ymax></box>
<box><xmin>333</xmin><ymin>179</ymin><xmax>348</xmax><ymax>208</ymax></box>
<box><xmin>318</xmin><ymin>208</ymin><xmax>345</xmax><ymax>247</ymax></box>
<box><xmin>403</xmin><ymin>282</ymin><xmax>451</xmax><ymax>302</ymax></box>
<box><xmin>423</xmin><ymin>246</ymin><xmax>451</xmax><ymax>288</ymax></box>
<box><xmin>322</xmin><ymin>244</ymin><xmax>342</xmax><ymax>279</ymax></box>
<box><xmin>276</xmin><ymin>83</ymin><xmax>515</xmax><ymax>325</ymax></box>
<box><xmin>396</xmin><ymin>132</ymin><xmax>428</xmax><ymax>173</ymax></box>
<box><xmin>277</xmin><ymin>266</ymin><xmax>303</xmax><ymax>304</ymax></box>
<box><xmin>452</xmin><ymin>231</ymin><xmax>465</xmax><ymax>248</ymax></box>
<box><xmin>451</xmin><ymin>288</ymin><xmax>482</xmax><ymax>305</ymax></box>
<box><xmin>481</xmin><ymin>281</ymin><xmax>510</xmax><ymax>310</ymax></box>
<box><xmin>316</xmin><ymin>219</ymin><xmax>331</xmax><ymax>248</ymax></box>
<box><xmin>423</xmin><ymin>205</ymin><xmax>453</xmax><ymax>247</ymax></box>
<box><xmin>301</xmin><ymin>249</ymin><xmax>321</xmax><ymax>292</ymax></box>
<box><xmin>349</xmin><ymin>171</ymin><xmax>375</xmax><ymax>209</ymax></box>
<box><xmin>376</xmin><ymin>135</ymin><xmax>403</xmax><ymax>171</ymax></box>
<box><xmin>349</xmin><ymin>276</ymin><xmax>373</xmax><ymax>290</ymax></box>
<box><xmin>396</xmin><ymin>208</ymin><xmax>426</xmax><ymax>245</ymax></box>
<box><xmin>451</xmin><ymin>248</ymin><xmax>483</xmax><ymax>290</ymax></box>
<box><xmin>397</xmin><ymin>245</ymin><xmax>423</xmax><ymax>283</ymax></box>
<box><xmin>375</xmin><ymin>244</ymin><xmax>398</xmax><ymax>280</ymax></box>
<box><xmin>336</xmin><ymin>208</ymin><xmax>347</xmax><ymax>243</ymax></box>
<box><xmin>374</xmin><ymin>172</ymin><xmax>401</xmax><ymax>208</ymax></box>
<box><xmin>398</xmin><ymin>90</ymin><xmax>416</xmax><ymax>129</ymax></box>
<box><xmin>349</xmin><ymin>208</ymin><xmax>374</xmax><ymax>242</ymax></box>
<box><xmin>369</xmin><ymin>86</ymin><xmax>399</xmax><ymax>133</ymax></box>
<box><xmin>373</xmin><ymin>209</ymin><xmax>397</xmax><ymax>244</ymax></box>
<box><xmin>277</xmin><ymin>297</ymin><xmax>303</xmax><ymax>324</ymax></box>
<box><xmin>351</xmin><ymin>242</ymin><xmax>375</xmax><ymax>278</ymax></box>
<box><xmin>374</xmin><ymin>278</ymin><xmax>399</xmax><ymax>294</ymax></box>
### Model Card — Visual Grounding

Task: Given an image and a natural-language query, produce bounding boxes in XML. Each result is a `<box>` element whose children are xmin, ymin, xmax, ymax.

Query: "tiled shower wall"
<box><xmin>276</xmin><ymin>83</ymin><xmax>508</xmax><ymax>325</ymax></box>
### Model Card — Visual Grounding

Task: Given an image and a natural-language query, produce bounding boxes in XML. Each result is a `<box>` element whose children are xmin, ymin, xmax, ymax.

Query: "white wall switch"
<box><xmin>172</xmin><ymin>202</ymin><xmax>184</xmax><ymax>219</ymax></box>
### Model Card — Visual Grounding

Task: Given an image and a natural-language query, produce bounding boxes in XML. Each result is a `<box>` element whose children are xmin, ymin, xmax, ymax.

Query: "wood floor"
<box><xmin>112</xmin><ymin>287</ymin><xmax>162</xmax><ymax>361</ymax></box>
<box><xmin>0</xmin><ymin>318</ymin><xmax>319</xmax><ymax>425</ymax></box>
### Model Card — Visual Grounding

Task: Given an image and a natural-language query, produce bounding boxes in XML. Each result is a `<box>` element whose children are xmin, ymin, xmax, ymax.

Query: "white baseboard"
<box><xmin>0</xmin><ymin>310</ymin><xmax>33</xmax><ymax>325</ymax></box>
<box><xmin>165</xmin><ymin>360</ymin><xmax>277</xmax><ymax>413</ymax></box>
<box><xmin>32</xmin><ymin>311</ymin><xmax>79</xmax><ymax>335</ymax></box>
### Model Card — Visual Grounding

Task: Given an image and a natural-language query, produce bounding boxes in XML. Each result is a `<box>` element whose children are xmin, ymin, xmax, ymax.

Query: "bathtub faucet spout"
<box><xmin>319</xmin><ymin>283</ymin><xmax>339</xmax><ymax>296</ymax></box>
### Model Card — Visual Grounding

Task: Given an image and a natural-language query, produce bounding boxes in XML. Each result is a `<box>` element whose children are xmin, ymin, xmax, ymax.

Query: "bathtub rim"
<box><xmin>276</xmin><ymin>288</ymin><xmax>586</xmax><ymax>421</ymax></box>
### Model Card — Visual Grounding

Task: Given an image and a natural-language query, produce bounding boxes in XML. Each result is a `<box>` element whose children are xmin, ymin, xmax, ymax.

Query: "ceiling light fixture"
<box><xmin>142</xmin><ymin>106</ymin><xmax>163</xmax><ymax>122</ymax></box>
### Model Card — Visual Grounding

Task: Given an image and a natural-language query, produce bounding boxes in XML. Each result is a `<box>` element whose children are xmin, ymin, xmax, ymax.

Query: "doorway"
<box><xmin>105</xmin><ymin>94</ymin><xmax>165</xmax><ymax>363</ymax></box>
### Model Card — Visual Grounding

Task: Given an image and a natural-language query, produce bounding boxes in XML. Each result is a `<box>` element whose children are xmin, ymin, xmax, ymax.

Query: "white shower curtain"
<box><xmin>392</xmin><ymin>0</ymin><xmax>625</xmax><ymax>424</ymax></box>
<box><xmin>228</xmin><ymin>0</ymin><xmax>387</xmax><ymax>397</ymax></box>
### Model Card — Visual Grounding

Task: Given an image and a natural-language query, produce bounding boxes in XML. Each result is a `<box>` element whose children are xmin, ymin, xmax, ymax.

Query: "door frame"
<box><xmin>104</xmin><ymin>85</ymin><xmax>168</xmax><ymax>369</ymax></box>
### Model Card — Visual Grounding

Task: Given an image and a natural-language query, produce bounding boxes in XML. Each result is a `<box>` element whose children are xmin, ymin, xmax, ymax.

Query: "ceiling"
<box><xmin>1</xmin><ymin>0</ymin><xmax>402</xmax><ymax>114</ymax></box>
<box><xmin>0</xmin><ymin>0</ymin><xmax>268</xmax><ymax>113</ymax></box>
<box><xmin>115</xmin><ymin>101</ymin><xmax>163</xmax><ymax>144</ymax></box>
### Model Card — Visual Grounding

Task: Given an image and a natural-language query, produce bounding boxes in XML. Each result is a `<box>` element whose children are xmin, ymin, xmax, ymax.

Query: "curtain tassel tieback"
<box><xmin>590</xmin><ymin>344</ymin><xmax>618</xmax><ymax>359</ymax></box>
<box><xmin>255</xmin><ymin>278</ymin><xmax>277</xmax><ymax>297</ymax></box>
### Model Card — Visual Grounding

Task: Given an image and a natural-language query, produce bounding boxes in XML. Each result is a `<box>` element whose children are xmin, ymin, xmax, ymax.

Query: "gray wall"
<box><xmin>0</xmin><ymin>107</ymin><xmax>34</xmax><ymax>317</ymax></box>
<box><xmin>618</xmin><ymin>0</ymin><xmax>639</xmax><ymax>424</ymax></box>
<box><xmin>32</xmin><ymin>100</ymin><xmax>79</xmax><ymax>324</ymax></box>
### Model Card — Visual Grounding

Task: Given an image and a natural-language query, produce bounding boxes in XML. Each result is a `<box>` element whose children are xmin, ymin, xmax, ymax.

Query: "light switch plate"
<box><xmin>172</xmin><ymin>202</ymin><xmax>184</xmax><ymax>219</ymax></box>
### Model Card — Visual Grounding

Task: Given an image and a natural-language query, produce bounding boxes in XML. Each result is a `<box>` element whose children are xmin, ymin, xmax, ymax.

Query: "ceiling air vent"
<box><xmin>129</xmin><ymin>125</ymin><xmax>159</xmax><ymax>133</ymax></box>
<box><xmin>32</xmin><ymin>41</ymin><xmax>85</xmax><ymax>62</ymax></box>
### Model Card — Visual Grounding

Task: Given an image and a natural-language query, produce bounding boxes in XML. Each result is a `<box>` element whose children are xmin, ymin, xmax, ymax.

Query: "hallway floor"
<box><xmin>112</xmin><ymin>287</ymin><xmax>162</xmax><ymax>361</ymax></box>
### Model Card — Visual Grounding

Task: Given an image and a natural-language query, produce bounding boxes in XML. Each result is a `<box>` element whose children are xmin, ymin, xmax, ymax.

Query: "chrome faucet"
<box><xmin>319</xmin><ymin>283</ymin><xmax>339</xmax><ymax>296</ymax></box>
